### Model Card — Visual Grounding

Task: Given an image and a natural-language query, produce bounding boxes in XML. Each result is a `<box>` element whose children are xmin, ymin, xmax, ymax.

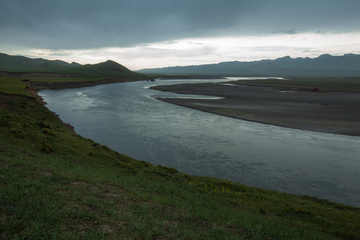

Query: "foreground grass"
<box><xmin>1</xmin><ymin>80</ymin><xmax>360</xmax><ymax>239</ymax></box>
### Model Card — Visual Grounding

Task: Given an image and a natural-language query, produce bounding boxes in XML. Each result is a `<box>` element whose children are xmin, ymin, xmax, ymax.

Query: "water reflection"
<box><xmin>39</xmin><ymin>78</ymin><xmax>360</xmax><ymax>207</ymax></box>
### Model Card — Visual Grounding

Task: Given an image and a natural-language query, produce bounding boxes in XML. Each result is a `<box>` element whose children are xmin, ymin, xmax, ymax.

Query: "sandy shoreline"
<box><xmin>151</xmin><ymin>82</ymin><xmax>360</xmax><ymax>136</ymax></box>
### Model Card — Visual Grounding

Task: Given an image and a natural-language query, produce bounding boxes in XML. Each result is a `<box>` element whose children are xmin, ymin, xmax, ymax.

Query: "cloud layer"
<box><xmin>1</xmin><ymin>0</ymin><xmax>359</xmax><ymax>50</ymax></box>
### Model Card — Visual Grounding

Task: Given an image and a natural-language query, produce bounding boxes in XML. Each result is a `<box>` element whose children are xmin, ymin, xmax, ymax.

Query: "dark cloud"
<box><xmin>0</xmin><ymin>0</ymin><xmax>359</xmax><ymax>50</ymax></box>
<box><xmin>271</xmin><ymin>30</ymin><xmax>299</xmax><ymax>35</ymax></box>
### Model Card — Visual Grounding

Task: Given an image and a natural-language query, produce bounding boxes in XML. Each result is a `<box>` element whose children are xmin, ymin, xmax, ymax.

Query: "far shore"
<box><xmin>151</xmin><ymin>80</ymin><xmax>360</xmax><ymax>136</ymax></box>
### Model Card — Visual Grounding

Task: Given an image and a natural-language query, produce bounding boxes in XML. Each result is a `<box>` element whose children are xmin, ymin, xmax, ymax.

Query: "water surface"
<box><xmin>39</xmin><ymin>79</ymin><xmax>360</xmax><ymax>207</ymax></box>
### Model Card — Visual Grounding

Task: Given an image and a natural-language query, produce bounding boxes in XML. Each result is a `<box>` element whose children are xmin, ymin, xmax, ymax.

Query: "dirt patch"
<box><xmin>22</xmin><ymin>80</ymin><xmax>45</xmax><ymax>103</ymax></box>
<box><xmin>100</xmin><ymin>223</ymin><xmax>115</xmax><ymax>234</ymax></box>
<box><xmin>71</xmin><ymin>182</ymin><xmax>100</xmax><ymax>191</ymax></box>
<box><xmin>0</xmin><ymin>161</ymin><xmax>10</xmax><ymax>168</ymax></box>
<box><xmin>104</xmin><ymin>192</ymin><xmax>123</xmax><ymax>198</ymax></box>
<box><xmin>35</xmin><ymin>169</ymin><xmax>53</xmax><ymax>177</ymax></box>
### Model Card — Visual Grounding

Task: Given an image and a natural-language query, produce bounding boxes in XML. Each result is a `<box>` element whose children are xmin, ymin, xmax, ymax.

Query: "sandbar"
<box><xmin>151</xmin><ymin>81</ymin><xmax>360</xmax><ymax>136</ymax></box>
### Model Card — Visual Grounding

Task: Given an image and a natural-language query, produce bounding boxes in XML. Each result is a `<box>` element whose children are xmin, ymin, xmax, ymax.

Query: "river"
<box><xmin>38</xmin><ymin>78</ymin><xmax>360</xmax><ymax>207</ymax></box>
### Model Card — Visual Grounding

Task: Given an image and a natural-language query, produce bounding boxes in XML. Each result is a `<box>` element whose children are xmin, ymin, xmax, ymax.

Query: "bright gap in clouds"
<box><xmin>22</xmin><ymin>33</ymin><xmax>360</xmax><ymax>70</ymax></box>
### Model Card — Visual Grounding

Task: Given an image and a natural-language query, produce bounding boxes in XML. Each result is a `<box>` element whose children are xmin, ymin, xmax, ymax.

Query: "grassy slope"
<box><xmin>0</xmin><ymin>78</ymin><xmax>359</xmax><ymax>239</ymax></box>
<box><xmin>0</xmin><ymin>53</ymin><xmax>147</xmax><ymax>80</ymax></box>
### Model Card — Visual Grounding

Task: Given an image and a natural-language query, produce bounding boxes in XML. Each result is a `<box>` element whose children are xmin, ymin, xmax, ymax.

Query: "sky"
<box><xmin>0</xmin><ymin>0</ymin><xmax>359</xmax><ymax>70</ymax></box>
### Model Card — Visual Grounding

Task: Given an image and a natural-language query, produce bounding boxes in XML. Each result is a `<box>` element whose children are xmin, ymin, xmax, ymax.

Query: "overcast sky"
<box><xmin>1</xmin><ymin>0</ymin><xmax>359</xmax><ymax>70</ymax></box>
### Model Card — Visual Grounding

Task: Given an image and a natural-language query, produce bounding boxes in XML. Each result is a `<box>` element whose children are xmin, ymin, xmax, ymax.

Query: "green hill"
<box><xmin>0</xmin><ymin>53</ymin><xmax>146</xmax><ymax>79</ymax></box>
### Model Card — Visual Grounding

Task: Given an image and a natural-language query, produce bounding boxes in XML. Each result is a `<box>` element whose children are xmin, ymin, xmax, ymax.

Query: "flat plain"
<box><xmin>152</xmin><ymin>77</ymin><xmax>360</xmax><ymax>136</ymax></box>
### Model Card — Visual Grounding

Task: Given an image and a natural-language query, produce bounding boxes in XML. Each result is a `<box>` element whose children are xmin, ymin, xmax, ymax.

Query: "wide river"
<box><xmin>39</xmin><ymin>78</ymin><xmax>360</xmax><ymax>207</ymax></box>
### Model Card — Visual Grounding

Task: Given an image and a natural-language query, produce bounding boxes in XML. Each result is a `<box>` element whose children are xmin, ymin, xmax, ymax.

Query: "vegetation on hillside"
<box><xmin>0</xmin><ymin>53</ymin><xmax>147</xmax><ymax>79</ymax></box>
<box><xmin>0</xmin><ymin>77</ymin><xmax>360</xmax><ymax>239</ymax></box>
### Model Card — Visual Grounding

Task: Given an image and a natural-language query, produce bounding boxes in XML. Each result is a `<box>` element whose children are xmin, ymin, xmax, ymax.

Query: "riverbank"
<box><xmin>2</xmin><ymin>76</ymin><xmax>145</xmax><ymax>133</ymax></box>
<box><xmin>151</xmin><ymin>80</ymin><xmax>360</xmax><ymax>136</ymax></box>
<box><xmin>2</xmin><ymin>76</ymin><xmax>360</xmax><ymax>239</ymax></box>
<box><xmin>30</xmin><ymin>77</ymin><xmax>144</xmax><ymax>91</ymax></box>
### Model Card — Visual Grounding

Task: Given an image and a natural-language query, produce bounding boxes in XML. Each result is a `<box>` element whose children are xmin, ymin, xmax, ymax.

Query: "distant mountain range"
<box><xmin>0</xmin><ymin>53</ymin><xmax>146</xmax><ymax>79</ymax></box>
<box><xmin>138</xmin><ymin>54</ymin><xmax>360</xmax><ymax>77</ymax></box>
<box><xmin>2</xmin><ymin>52</ymin><xmax>359</xmax><ymax>78</ymax></box>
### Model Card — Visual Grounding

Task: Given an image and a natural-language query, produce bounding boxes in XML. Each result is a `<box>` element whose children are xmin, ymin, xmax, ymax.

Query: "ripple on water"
<box><xmin>39</xmin><ymin>79</ymin><xmax>360</xmax><ymax>207</ymax></box>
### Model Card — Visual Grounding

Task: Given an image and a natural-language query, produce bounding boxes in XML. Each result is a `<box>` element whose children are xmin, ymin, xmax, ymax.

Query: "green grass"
<box><xmin>1</xmin><ymin>79</ymin><xmax>360</xmax><ymax>239</ymax></box>
<box><xmin>28</xmin><ymin>76</ymin><xmax>105</xmax><ymax>83</ymax></box>
<box><xmin>0</xmin><ymin>53</ymin><xmax>147</xmax><ymax>79</ymax></box>
<box><xmin>0</xmin><ymin>78</ymin><xmax>30</xmax><ymax>96</ymax></box>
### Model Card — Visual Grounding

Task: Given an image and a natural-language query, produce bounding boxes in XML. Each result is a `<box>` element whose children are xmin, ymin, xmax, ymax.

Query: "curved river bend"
<box><xmin>39</xmin><ymin>79</ymin><xmax>360</xmax><ymax>207</ymax></box>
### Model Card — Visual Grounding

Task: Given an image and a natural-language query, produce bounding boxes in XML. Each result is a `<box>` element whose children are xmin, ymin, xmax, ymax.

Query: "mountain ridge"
<box><xmin>0</xmin><ymin>52</ymin><xmax>146</xmax><ymax>79</ymax></box>
<box><xmin>137</xmin><ymin>54</ymin><xmax>360</xmax><ymax>76</ymax></box>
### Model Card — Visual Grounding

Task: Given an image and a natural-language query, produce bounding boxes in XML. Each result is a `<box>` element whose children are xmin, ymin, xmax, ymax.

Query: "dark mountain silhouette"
<box><xmin>0</xmin><ymin>52</ymin><xmax>146</xmax><ymax>79</ymax></box>
<box><xmin>0</xmin><ymin>53</ymin><xmax>80</xmax><ymax>70</ymax></box>
<box><xmin>138</xmin><ymin>54</ymin><xmax>360</xmax><ymax>76</ymax></box>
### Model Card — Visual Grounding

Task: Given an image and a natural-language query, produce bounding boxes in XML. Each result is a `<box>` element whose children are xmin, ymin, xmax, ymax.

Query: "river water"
<box><xmin>38</xmin><ymin>78</ymin><xmax>360</xmax><ymax>207</ymax></box>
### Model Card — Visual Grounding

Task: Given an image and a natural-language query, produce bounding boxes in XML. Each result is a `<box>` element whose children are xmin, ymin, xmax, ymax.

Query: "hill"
<box><xmin>0</xmin><ymin>53</ymin><xmax>146</xmax><ymax>79</ymax></box>
<box><xmin>137</xmin><ymin>54</ymin><xmax>360</xmax><ymax>77</ymax></box>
